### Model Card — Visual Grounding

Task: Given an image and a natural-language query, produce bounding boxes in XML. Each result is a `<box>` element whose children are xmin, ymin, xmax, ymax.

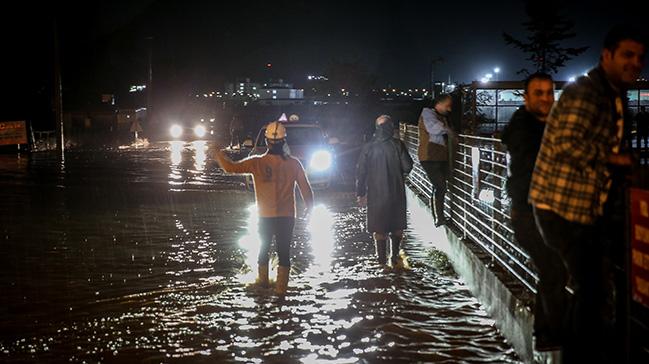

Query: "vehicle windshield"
<box><xmin>256</xmin><ymin>126</ymin><xmax>325</xmax><ymax>147</ymax></box>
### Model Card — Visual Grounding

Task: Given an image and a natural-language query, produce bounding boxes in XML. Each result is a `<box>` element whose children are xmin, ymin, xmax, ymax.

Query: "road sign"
<box><xmin>0</xmin><ymin>121</ymin><xmax>28</xmax><ymax>146</ymax></box>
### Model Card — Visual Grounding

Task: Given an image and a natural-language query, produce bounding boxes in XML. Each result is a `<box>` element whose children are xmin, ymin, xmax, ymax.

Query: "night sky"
<box><xmin>2</xmin><ymin>0</ymin><xmax>646</xmax><ymax>121</ymax></box>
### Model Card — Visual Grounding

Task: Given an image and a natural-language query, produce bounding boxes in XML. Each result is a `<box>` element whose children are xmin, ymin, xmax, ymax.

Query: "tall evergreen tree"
<box><xmin>503</xmin><ymin>1</ymin><xmax>588</xmax><ymax>75</ymax></box>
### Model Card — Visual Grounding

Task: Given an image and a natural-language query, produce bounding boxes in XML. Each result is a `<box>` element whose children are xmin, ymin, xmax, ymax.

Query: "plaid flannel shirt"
<box><xmin>529</xmin><ymin>67</ymin><xmax>625</xmax><ymax>225</ymax></box>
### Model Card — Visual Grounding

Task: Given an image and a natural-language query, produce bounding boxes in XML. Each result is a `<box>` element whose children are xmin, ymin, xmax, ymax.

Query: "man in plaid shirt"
<box><xmin>530</xmin><ymin>25</ymin><xmax>646</xmax><ymax>362</ymax></box>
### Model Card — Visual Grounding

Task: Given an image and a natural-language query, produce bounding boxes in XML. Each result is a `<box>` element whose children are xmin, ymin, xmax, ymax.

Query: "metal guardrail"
<box><xmin>33</xmin><ymin>130</ymin><xmax>55</xmax><ymax>140</ymax></box>
<box><xmin>31</xmin><ymin>130</ymin><xmax>57</xmax><ymax>152</ymax></box>
<box><xmin>400</xmin><ymin>123</ymin><xmax>539</xmax><ymax>294</ymax></box>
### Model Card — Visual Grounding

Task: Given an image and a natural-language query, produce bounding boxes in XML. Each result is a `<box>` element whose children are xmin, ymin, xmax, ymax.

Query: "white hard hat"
<box><xmin>265</xmin><ymin>121</ymin><xmax>287</xmax><ymax>140</ymax></box>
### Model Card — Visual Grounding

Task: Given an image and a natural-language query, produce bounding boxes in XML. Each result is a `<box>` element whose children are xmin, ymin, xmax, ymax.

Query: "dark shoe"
<box><xmin>534</xmin><ymin>334</ymin><xmax>562</xmax><ymax>352</ymax></box>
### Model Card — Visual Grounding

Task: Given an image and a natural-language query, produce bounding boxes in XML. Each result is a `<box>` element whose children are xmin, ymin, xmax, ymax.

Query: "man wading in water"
<box><xmin>214</xmin><ymin>121</ymin><xmax>314</xmax><ymax>295</ymax></box>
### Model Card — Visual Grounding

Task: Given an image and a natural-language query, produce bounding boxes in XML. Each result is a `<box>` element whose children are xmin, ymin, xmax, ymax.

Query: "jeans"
<box><xmin>420</xmin><ymin>161</ymin><xmax>448</xmax><ymax>223</ymax></box>
<box><xmin>258</xmin><ymin>217</ymin><xmax>295</xmax><ymax>267</ymax></box>
<box><xmin>533</xmin><ymin>208</ymin><xmax>613</xmax><ymax>363</ymax></box>
<box><xmin>511</xmin><ymin>202</ymin><xmax>568</xmax><ymax>341</ymax></box>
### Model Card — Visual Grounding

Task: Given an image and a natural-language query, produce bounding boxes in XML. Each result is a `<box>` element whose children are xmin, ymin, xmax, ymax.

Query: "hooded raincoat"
<box><xmin>356</xmin><ymin>122</ymin><xmax>414</xmax><ymax>233</ymax></box>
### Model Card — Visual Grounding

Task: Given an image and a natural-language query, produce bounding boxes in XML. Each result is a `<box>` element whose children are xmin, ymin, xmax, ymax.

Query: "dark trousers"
<box><xmin>533</xmin><ymin>208</ymin><xmax>613</xmax><ymax>363</ymax></box>
<box><xmin>258</xmin><ymin>217</ymin><xmax>295</xmax><ymax>267</ymax></box>
<box><xmin>420</xmin><ymin>161</ymin><xmax>448</xmax><ymax>223</ymax></box>
<box><xmin>511</xmin><ymin>203</ymin><xmax>568</xmax><ymax>340</ymax></box>
<box><xmin>375</xmin><ymin>233</ymin><xmax>402</xmax><ymax>265</ymax></box>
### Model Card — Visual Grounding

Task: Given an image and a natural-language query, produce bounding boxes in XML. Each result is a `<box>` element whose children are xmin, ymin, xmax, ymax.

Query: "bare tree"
<box><xmin>503</xmin><ymin>1</ymin><xmax>588</xmax><ymax>75</ymax></box>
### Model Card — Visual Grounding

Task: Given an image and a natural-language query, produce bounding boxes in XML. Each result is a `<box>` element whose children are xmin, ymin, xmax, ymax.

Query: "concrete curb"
<box><xmin>406</xmin><ymin>187</ymin><xmax>558</xmax><ymax>363</ymax></box>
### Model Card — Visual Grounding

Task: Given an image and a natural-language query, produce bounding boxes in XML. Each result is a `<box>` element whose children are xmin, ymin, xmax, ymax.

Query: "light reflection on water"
<box><xmin>237</xmin><ymin>204</ymin><xmax>261</xmax><ymax>284</ymax></box>
<box><xmin>170</xmin><ymin>140</ymin><xmax>184</xmax><ymax>166</ymax></box>
<box><xmin>0</xmin><ymin>144</ymin><xmax>520</xmax><ymax>363</ymax></box>
<box><xmin>307</xmin><ymin>204</ymin><xmax>336</xmax><ymax>271</ymax></box>
<box><xmin>191</xmin><ymin>141</ymin><xmax>208</xmax><ymax>172</ymax></box>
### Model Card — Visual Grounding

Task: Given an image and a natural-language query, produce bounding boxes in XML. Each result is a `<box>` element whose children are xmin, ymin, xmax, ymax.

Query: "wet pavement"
<box><xmin>0</xmin><ymin>141</ymin><xmax>519</xmax><ymax>363</ymax></box>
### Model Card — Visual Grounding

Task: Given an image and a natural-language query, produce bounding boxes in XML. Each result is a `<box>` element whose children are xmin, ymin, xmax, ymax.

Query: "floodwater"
<box><xmin>0</xmin><ymin>141</ymin><xmax>519</xmax><ymax>363</ymax></box>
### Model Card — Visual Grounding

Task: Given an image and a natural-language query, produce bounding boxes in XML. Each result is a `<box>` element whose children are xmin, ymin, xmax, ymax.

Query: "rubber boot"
<box><xmin>390</xmin><ymin>235</ymin><xmax>403</xmax><ymax>268</ymax></box>
<box><xmin>375</xmin><ymin>239</ymin><xmax>387</xmax><ymax>265</ymax></box>
<box><xmin>275</xmin><ymin>266</ymin><xmax>290</xmax><ymax>295</ymax></box>
<box><xmin>256</xmin><ymin>264</ymin><xmax>269</xmax><ymax>287</ymax></box>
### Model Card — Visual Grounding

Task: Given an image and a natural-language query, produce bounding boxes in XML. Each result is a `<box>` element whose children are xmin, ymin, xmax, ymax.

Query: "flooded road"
<box><xmin>0</xmin><ymin>142</ymin><xmax>519</xmax><ymax>363</ymax></box>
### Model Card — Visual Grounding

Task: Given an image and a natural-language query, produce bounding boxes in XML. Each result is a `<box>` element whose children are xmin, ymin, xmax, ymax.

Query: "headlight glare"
<box><xmin>309</xmin><ymin>150</ymin><xmax>332</xmax><ymax>171</ymax></box>
<box><xmin>170</xmin><ymin>124</ymin><xmax>183</xmax><ymax>138</ymax></box>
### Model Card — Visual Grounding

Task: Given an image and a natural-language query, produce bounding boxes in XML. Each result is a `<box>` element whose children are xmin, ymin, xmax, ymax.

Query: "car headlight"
<box><xmin>309</xmin><ymin>150</ymin><xmax>332</xmax><ymax>172</ymax></box>
<box><xmin>170</xmin><ymin>124</ymin><xmax>183</xmax><ymax>138</ymax></box>
<box><xmin>194</xmin><ymin>124</ymin><xmax>207</xmax><ymax>138</ymax></box>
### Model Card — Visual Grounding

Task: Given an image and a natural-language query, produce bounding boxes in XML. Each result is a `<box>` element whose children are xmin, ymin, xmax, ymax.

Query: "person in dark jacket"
<box><xmin>356</xmin><ymin>115</ymin><xmax>414</xmax><ymax>267</ymax></box>
<box><xmin>501</xmin><ymin>72</ymin><xmax>567</xmax><ymax>352</ymax></box>
<box><xmin>530</xmin><ymin>26</ymin><xmax>645</xmax><ymax>362</ymax></box>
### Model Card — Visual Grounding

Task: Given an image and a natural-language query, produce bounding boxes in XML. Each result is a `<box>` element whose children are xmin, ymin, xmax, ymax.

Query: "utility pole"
<box><xmin>430</xmin><ymin>56</ymin><xmax>444</xmax><ymax>100</ymax></box>
<box><xmin>53</xmin><ymin>17</ymin><xmax>64</xmax><ymax>158</ymax></box>
<box><xmin>146</xmin><ymin>36</ymin><xmax>154</xmax><ymax>128</ymax></box>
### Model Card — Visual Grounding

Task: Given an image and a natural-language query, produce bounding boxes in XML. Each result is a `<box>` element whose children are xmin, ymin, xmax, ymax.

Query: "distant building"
<box><xmin>259</xmin><ymin>88</ymin><xmax>304</xmax><ymax>100</ymax></box>
<box><xmin>258</xmin><ymin>79</ymin><xmax>304</xmax><ymax>101</ymax></box>
<box><xmin>225</xmin><ymin>78</ymin><xmax>261</xmax><ymax>99</ymax></box>
<box><xmin>223</xmin><ymin>78</ymin><xmax>304</xmax><ymax>103</ymax></box>
<box><xmin>241</xmin><ymin>78</ymin><xmax>305</xmax><ymax>104</ymax></box>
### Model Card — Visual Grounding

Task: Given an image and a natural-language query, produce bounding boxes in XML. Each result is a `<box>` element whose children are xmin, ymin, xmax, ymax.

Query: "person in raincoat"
<box><xmin>213</xmin><ymin>121</ymin><xmax>314</xmax><ymax>295</ymax></box>
<box><xmin>356</xmin><ymin>115</ymin><xmax>413</xmax><ymax>266</ymax></box>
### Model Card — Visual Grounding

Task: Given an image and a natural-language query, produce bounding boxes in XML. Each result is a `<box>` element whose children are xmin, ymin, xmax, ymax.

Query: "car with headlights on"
<box><xmin>168</xmin><ymin>119</ymin><xmax>215</xmax><ymax>141</ymax></box>
<box><xmin>247</xmin><ymin>123</ymin><xmax>336</xmax><ymax>189</ymax></box>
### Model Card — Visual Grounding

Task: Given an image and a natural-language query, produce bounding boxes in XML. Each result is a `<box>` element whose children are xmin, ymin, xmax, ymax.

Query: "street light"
<box><xmin>494</xmin><ymin>67</ymin><xmax>500</xmax><ymax>81</ymax></box>
<box><xmin>568</xmin><ymin>76</ymin><xmax>576</xmax><ymax>82</ymax></box>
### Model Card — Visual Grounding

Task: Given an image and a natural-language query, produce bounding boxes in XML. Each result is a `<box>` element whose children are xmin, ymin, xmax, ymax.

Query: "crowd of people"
<box><xmin>212</xmin><ymin>24</ymin><xmax>646</xmax><ymax>363</ymax></box>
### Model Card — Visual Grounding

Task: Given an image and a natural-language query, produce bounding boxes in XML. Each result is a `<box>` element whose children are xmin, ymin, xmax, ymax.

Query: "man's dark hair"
<box><xmin>433</xmin><ymin>94</ymin><xmax>452</xmax><ymax>106</ymax></box>
<box><xmin>421</xmin><ymin>99</ymin><xmax>435</xmax><ymax>109</ymax></box>
<box><xmin>603</xmin><ymin>24</ymin><xmax>647</xmax><ymax>53</ymax></box>
<box><xmin>523</xmin><ymin>72</ymin><xmax>553</xmax><ymax>94</ymax></box>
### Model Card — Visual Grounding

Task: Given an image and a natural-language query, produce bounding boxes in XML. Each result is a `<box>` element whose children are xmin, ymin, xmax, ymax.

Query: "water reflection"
<box><xmin>406</xmin><ymin>191</ymin><xmax>452</xmax><ymax>255</ymax></box>
<box><xmin>191</xmin><ymin>141</ymin><xmax>208</xmax><ymax>172</ymax></box>
<box><xmin>237</xmin><ymin>204</ymin><xmax>261</xmax><ymax>283</ymax></box>
<box><xmin>0</xmin><ymin>148</ymin><xmax>520</xmax><ymax>363</ymax></box>
<box><xmin>306</xmin><ymin>204</ymin><xmax>335</xmax><ymax>271</ymax></box>
<box><xmin>168</xmin><ymin>141</ymin><xmax>210</xmax><ymax>187</ymax></box>
<box><xmin>170</xmin><ymin>141</ymin><xmax>184</xmax><ymax>166</ymax></box>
